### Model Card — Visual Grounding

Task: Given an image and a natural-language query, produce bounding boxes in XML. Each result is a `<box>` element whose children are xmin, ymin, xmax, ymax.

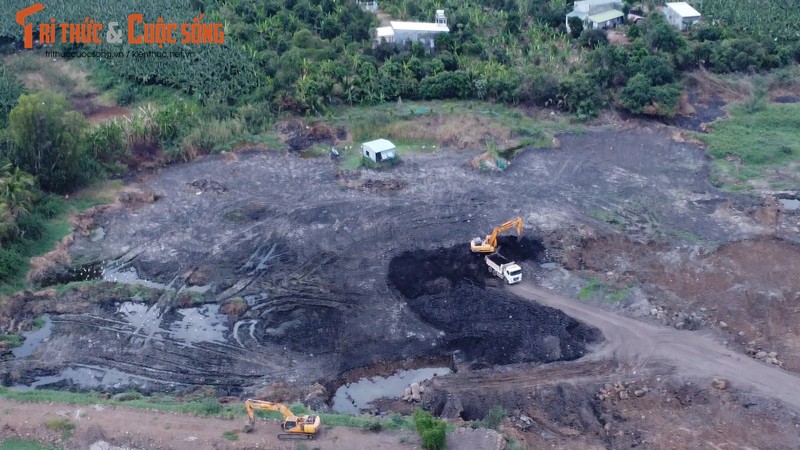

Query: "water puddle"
<box><xmin>38</xmin><ymin>262</ymin><xmax>103</xmax><ymax>286</ymax></box>
<box><xmin>169</xmin><ymin>304</ymin><xmax>227</xmax><ymax>344</ymax></box>
<box><xmin>779</xmin><ymin>198</ymin><xmax>799</xmax><ymax>211</ymax></box>
<box><xmin>332</xmin><ymin>367</ymin><xmax>450</xmax><ymax>414</ymax></box>
<box><xmin>117</xmin><ymin>302</ymin><xmax>228</xmax><ymax>345</ymax></box>
<box><xmin>118</xmin><ymin>302</ymin><xmax>163</xmax><ymax>338</ymax></box>
<box><xmin>103</xmin><ymin>266</ymin><xmax>168</xmax><ymax>290</ymax></box>
<box><xmin>12</xmin><ymin>365</ymin><xmax>164</xmax><ymax>391</ymax></box>
<box><xmin>11</xmin><ymin>315</ymin><xmax>53</xmax><ymax>358</ymax></box>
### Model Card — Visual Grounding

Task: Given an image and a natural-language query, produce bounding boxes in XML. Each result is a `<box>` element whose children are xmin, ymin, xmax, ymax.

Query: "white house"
<box><xmin>566</xmin><ymin>0</ymin><xmax>624</xmax><ymax>32</ymax></box>
<box><xmin>664</xmin><ymin>2</ymin><xmax>701</xmax><ymax>31</ymax></box>
<box><xmin>362</xmin><ymin>139</ymin><xmax>397</xmax><ymax>163</ymax></box>
<box><xmin>375</xmin><ymin>10</ymin><xmax>449</xmax><ymax>50</ymax></box>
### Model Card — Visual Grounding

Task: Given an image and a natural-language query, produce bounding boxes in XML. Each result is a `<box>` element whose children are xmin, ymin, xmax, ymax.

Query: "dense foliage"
<box><xmin>2</xmin><ymin>0</ymin><xmax>798</xmax><ymax>119</ymax></box>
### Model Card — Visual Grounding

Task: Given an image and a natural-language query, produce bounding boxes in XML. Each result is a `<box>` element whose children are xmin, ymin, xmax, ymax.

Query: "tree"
<box><xmin>8</xmin><ymin>92</ymin><xmax>91</xmax><ymax>194</ymax></box>
<box><xmin>579</xmin><ymin>29</ymin><xmax>608</xmax><ymax>49</ymax></box>
<box><xmin>0</xmin><ymin>160</ymin><xmax>36</xmax><ymax>219</ymax></box>
<box><xmin>568</xmin><ymin>17</ymin><xmax>584</xmax><ymax>39</ymax></box>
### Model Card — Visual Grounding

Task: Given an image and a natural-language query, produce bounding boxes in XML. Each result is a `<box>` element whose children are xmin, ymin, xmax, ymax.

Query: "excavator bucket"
<box><xmin>243</xmin><ymin>419</ymin><xmax>255</xmax><ymax>433</ymax></box>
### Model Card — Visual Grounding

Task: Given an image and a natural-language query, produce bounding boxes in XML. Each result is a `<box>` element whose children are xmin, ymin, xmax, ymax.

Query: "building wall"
<box><xmin>663</xmin><ymin>7</ymin><xmax>699</xmax><ymax>30</ymax></box>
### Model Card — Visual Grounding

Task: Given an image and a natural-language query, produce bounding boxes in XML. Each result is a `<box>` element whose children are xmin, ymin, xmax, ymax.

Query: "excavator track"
<box><xmin>278</xmin><ymin>433</ymin><xmax>315</xmax><ymax>440</ymax></box>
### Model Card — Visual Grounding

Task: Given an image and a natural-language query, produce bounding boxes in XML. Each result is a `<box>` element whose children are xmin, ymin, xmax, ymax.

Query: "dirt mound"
<box><xmin>280</xmin><ymin>119</ymin><xmax>346</xmax><ymax>152</ymax></box>
<box><xmin>388</xmin><ymin>241</ymin><xmax>600</xmax><ymax>367</ymax></box>
<box><xmin>388</xmin><ymin>238</ymin><xmax>544</xmax><ymax>299</ymax></box>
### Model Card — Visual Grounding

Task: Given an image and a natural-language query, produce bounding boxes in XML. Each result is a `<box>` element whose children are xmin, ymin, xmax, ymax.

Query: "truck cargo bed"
<box><xmin>486</xmin><ymin>253</ymin><xmax>511</xmax><ymax>265</ymax></box>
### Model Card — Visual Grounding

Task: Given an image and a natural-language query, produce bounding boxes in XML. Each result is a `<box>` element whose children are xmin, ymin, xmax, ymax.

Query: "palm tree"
<box><xmin>0</xmin><ymin>161</ymin><xmax>36</xmax><ymax>219</ymax></box>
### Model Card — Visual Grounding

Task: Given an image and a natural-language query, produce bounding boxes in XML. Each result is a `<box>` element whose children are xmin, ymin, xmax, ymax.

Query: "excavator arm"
<box><xmin>471</xmin><ymin>216</ymin><xmax>523</xmax><ymax>253</ymax></box>
<box><xmin>244</xmin><ymin>399</ymin><xmax>296</xmax><ymax>432</ymax></box>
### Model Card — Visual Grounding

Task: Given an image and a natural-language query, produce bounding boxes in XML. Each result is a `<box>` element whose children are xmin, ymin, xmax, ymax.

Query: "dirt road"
<box><xmin>0</xmin><ymin>398</ymin><xmax>419</xmax><ymax>450</ymax></box>
<box><xmin>509</xmin><ymin>283</ymin><xmax>800</xmax><ymax>411</ymax></box>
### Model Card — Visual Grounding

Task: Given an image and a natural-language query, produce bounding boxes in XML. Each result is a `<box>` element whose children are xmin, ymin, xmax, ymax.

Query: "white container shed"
<box><xmin>362</xmin><ymin>139</ymin><xmax>397</xmax><ymax>162</ymax></box>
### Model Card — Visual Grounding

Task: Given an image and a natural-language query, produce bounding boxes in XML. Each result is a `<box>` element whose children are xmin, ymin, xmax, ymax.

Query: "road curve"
<box><xmin>508</xmin><ymin>283</ymin><xmax>800</xmax><ymax>411</ymax></box>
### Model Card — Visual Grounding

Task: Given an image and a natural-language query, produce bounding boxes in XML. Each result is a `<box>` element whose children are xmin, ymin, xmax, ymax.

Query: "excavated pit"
<box><xmin>388</xmin><ymin>237</ymin><xmax>601</xmax><ymax>367</ymax></box>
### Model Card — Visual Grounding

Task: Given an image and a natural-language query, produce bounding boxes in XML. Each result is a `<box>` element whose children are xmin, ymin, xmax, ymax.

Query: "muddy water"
<box><xmin>11</xmin><ymin>315</ymin><xmax>53</xmax><ymax>358</ymax></box>
<box><xmin>169</xmin><ymin>305</ymin><xmax>227</xmax><ymax>344</ymax></box>
<box><xmin>118</xmin><ymin>302</ymin><xmax>227</xmax><ymax>345</ymax></box>
<box><xmin>13</xmin><ymin>366</ymin><xmax>163</xmax><ymax>392</ymax></box>
<box><xmin>104</xmin><ymin>267</ymin><xmax>168</xmax><ymax>289</ymax></box>
<box><xmin>779</xmin><ymin>198</ymin><xmax>799</xmax><ymax>211</ymax></box>
<box><xmin>332</xmin><ymin>367</ymin><xmax>451</xmax><ymax>414</ymax></box>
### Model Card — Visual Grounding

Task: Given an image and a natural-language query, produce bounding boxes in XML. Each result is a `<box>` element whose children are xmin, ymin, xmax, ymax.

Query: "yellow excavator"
<box><xmin>470</xmin><ymin>216</ymin><xmax>523</xmax><ymax>253</ymax></box>
<box><xmin>243</xmin><ymin>399</ymin><xmax>321</xmax><ymax>440</ymax></box>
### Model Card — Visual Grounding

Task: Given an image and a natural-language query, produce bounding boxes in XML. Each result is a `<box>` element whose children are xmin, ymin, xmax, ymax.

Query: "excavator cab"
<box><xmin>470</xmin><ymin>217</ymin><xmax>523</xmax><ymax>253</ymax></box>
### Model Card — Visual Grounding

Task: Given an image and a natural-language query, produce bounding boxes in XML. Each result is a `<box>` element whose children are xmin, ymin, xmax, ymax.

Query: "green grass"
<box><xmin>0</xmin><ymin>333</ymin><xmax>23</xmax><ymax>348</ymax></box>
<box><xmin>222</xmin><ymin>430</ymin><xmax>239</xmax><ymax>441</ymax></box>
<box><xmin>44</xmin><ymin>418</ymin><xmax>76</xmax><ymax>441</ymax></box>
<box><xmin>578</xmin><ymin>277</ymin><xmax>631</xmax><ymax>303</ymax></box>
<box><xmin>0</xmin><ymin>389</ymin><xmax>416</xmax><ymax>432</ymax></box>
<box><xmin>591</xmin><ymin>209</ymin><xmax>625</xmax><ymax>228</ymax></box>
<box><xmin>0</xmin><ymin>387</ymin><xmax>239</xmax><ymax>419</ymax></box>
<box><xmin>0</xmin><ymin>182</ymin><xmax>122</xmax><ymax>295</ymax></box>
<box><xmin>578</xmin><ymin>277</ymin><xmax>604</xmax><ymax>300</ymax></box>
<box><xmin>0</xmin><ymin>438</ymin><xmax>60</xmax><ymax>450</ymax></box>
<box><xmin>698</xmin><ymin>103</ymin><xmax>800</xmax><ymax>190</ymax></box>
<box><xmin>331</xmin><ymin>100</ymin><xmax>580</xmax><ymax>156</ymax></box>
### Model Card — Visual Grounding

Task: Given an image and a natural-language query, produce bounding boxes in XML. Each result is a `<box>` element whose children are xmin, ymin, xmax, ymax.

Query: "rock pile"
<box><xmin>746</xmin><ymin>344</ymin><xmax>784</xmax><ymax>367</ymax></box>
<box><xmin>597</xmin><ymin>381</ymin><xmax>650</xmax><ymax>402</ymax></box>
<box><xmin>402</xmin><ymin>382</ymin><xmax>424</xmax><ymax>403</ymax></box>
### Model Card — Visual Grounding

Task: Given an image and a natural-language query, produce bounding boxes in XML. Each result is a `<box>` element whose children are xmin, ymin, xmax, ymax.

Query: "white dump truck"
<box><xmin>485</xmin><ymin>253</ymin><xmax>522</xmax><ymax>284</ymax></box>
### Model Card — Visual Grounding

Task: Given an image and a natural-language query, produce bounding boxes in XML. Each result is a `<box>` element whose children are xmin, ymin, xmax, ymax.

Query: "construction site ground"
<box><xmin>2</xmin><ymin>107</ymin><xmax>800</xmax><ymax>449</ymax></box>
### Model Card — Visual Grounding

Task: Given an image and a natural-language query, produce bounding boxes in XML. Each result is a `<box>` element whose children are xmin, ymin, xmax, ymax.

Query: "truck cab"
<box><xmin>503</xmin><ymin>264</ymin><xmax>522</xmax><ymax>284</ymax></box>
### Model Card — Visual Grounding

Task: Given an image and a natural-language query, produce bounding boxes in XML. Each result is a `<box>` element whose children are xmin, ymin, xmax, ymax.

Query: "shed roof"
<box><xmin>666</xmin><ymin>2</ymin><xmax>701</xmax><ymax>17</ymax></box>
<box><xmin>390</xmin><ymin>21</ymin><xmax>449</xmax><ymax>32</ymax></box>
<box><xmin>566</xmin><ymin>11</ymin><xmax>589</xmax><ymax>19</ymax></box>
<box><xmin>376</xmin><ymin>26</ymin><xmax>394</xmax><ymax>37</ymax></box>
<box><xmin>363</xmin><ymin>139</ymin><xmax>396</xmax><ymax>152</ymax></box>
<box><xmin>588</xmin><ymin>9</ymin><xmax>624</xmax><ymax>23</ymax></box>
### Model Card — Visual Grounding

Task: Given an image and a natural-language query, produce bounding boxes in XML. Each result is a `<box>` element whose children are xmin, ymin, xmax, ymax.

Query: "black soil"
<box><xmin>388</xmin><ymin>237</ymin><xmax>601</xmax><ymax>367</ymax></box>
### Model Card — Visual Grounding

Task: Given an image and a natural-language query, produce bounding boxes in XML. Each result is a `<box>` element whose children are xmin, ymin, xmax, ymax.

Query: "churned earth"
<box><xmin>2</xmin><ymin>121</ymin><xmax>800</xmax><ymax>449</ymax></box>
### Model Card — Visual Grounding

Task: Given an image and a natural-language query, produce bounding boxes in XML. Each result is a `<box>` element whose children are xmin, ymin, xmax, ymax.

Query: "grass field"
<box><xmin>699</xmin><ymin>103</ymin><xmax>800</xmax><ymax>190</ymax></box>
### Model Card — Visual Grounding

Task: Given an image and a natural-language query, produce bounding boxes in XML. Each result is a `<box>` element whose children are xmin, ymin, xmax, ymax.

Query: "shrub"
<box><xmin>481</xmin><ymin>405</ymin><xmax>507</xmax><ymax>430</ymax></box>
<box><xmin>8</xmin><ymin>92</ymin><xmax>92</xmax><ymax>194</ymax></box>
<box><xmin>559</xmin><ymin>72</ymin><xmax>602</xmax><ymax>119</ymax></box>
<box><xmin>412</xmin><ymin>409</ymin><xmax>446</xmax><ymax>450</ymax></box>
<box><xmin>568</xmin><ymin>17</ymin><xmax>584</xmax><ymax>39</ymax></box>
<box><xmin>0</xmin><ymin>249</ymin><xmax>25</xmax><ymax>282</ymax></box>
<box><xmin>178</xmin><ymin>118</ymin><xmax>245</xmax><ymax>161</ymax></box>
<box><xmin>15</xmin><ymin>212</ymin><xmax>46</xmax><ymax>241</ymax></box>
<box><xmin>578</xmin><ymin>29</ymin><xmax>608</xmax><ymax>49</ymax></box>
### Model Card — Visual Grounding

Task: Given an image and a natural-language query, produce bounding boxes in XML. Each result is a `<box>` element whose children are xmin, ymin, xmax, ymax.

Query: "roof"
<box><xmin>362</xmin><ymin>139</ymin><xmax>396</xmax><ymax>152</ymax></box>
<box><xmin>566</xmin><ymin>11</ymin><xmax>588</xmax><ymax>19</ymax></box>
<box><xmin>575</xmin><ymin>0</ymin><xmax>620</xmax><ymax>7</ymax></box>
<box><xmin>666</xmin><ymin>2</ymin><xmax>701</xmax><ymax>17</ymax></box>
<box><xmin>376</xmin><ymin>26</ymin><xmax>394</xmax><ymax>37</ymax></box>
<box><xmin>389</xmin><ymin>21</ymin><xmax>449</xmax><ymax>32</ymax></box>
<box><xmin>588</xmin><ymin>9</ymin><xmax>624</xmax><ymax>23</ymax></box>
